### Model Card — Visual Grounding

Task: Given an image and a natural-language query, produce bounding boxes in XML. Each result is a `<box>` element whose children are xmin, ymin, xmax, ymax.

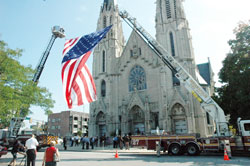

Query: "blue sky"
<box><xmin>0</xmin><ymin>0</ymin><xmax>249</xmax><ymax>125</ymax></box>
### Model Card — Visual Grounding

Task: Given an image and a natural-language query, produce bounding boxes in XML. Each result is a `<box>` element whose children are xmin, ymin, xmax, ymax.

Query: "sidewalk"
<box><xmin>56</xmin><ymin>144</ymin><xmax>155</xmax><ymax>153</ymax></box>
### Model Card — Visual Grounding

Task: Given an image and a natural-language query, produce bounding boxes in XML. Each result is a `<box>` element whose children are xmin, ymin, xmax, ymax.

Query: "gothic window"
<box><xmin>174</xmin><ymin>0</ymin><xmax>177</xmax><ymax>18</ymax></box>
<box><xmin>169</xmin><ymin>32</ymin><xmax>176</xmax><ymax>57</ymax></box>
<box><xmin>206</xmin><ymin>112</ymin><xmax>211</xmax><ymax>125</ymax></box>
<box><xmin>101</xmin><ymin>80</ymin><xmax>106</xmax><ymax>97</ymax></box>
<box><xmin>130</xmin><ymin>50</ymin><xmax>133</xmax><ymax>57</ymax></box>
<box><xmin>110</xmin><ymin>15</ymin><xmax>112</xmax><ymax>24</ymax></box>
<box><xmin>139</xmin><ymin>48</ymin><xmax>142</xmax><ymax>55</ymax></box>
<box><xmin>129</xmin><ymin>65</ymin><xmax>147</xmax><ymax>92</ymax></box>
<box><xmin>102</xmin><ymin>50</ymin><xmax>106</xmax><ymax>72</ymax></box>
<box><xmin>166</xmin><ymin>0</ymin><xmax>171</xmax><ymax>19</ymax></box>
<box><xmin>103</xmin><ymin>16</ymin><xmax>107</xmax><ymax>28</ymax></box>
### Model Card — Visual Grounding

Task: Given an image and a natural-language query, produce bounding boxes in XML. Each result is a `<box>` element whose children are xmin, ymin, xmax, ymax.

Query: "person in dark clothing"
<box><xmin>8</xmin><ymin>139</ymin><xmax>25</xmax><ymax>166</ymax></box>
<box><xmin>63</xmin><ymin>137</ymin><xmax>67</xmax><ymax>150</ymax></box>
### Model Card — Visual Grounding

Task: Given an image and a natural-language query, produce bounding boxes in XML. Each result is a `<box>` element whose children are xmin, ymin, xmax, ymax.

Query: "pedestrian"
<box><xmin>8</xmin><ymin>139</ymin><xmax>25</xmax><ymax>166</ymax></box>
<box><xmin>63</xmin><ymin>137</ymin><xmax>67</xmax><ymax>150</ymax></box>
<box><xmin>113</xmin><ymin>136</ymin><xmax>118</xmax><ymax>148</ymax></box>
<box><xmin>74</xmin><ymin>136</ymin><xmax>78</xmax><ymax>146</ymax></box>
<box><xmin>81</xmin><ymin>136</ymin><xmax>85</xmax><ymax>150</ymax></box>
<box><xmin>123</xmin><ymin>134</ymin><xmax>130</xmax><ymax>150</ymax></box>
<box><xmin>90</xmin><ymin>137</ymin><xmax>95</xmax><ymax>149</ymax></box>
<box><xmin>95</xmin><ymin>136</ymin><xmax>98</xmax><ymax>147</ymax></box>
<box><xmin>118</xmin><ymin>135</ymin><xmax>123</xmax><ymax>150</ymax></box>
<box><xmin>85</xmin><ymin>136</ymin><xmax>90</xmax><ymax>149</ymax></box>
<box><xmin>70</xmin><ymin>136</ymin><xmax>74</xmax><ymax>147</ymax></box>
<box><xmin>25</xmin><ymin>134</ymin><xmax>39</xmax><ymax>166</ymax></box>
<box><xmin>42</xmin><ymin>141</ymin><xmax>60</xmax><ymax>166</ymax></box>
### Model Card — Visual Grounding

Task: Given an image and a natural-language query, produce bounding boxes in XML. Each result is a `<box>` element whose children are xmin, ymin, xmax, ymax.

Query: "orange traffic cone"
<box><xmin>114</xmin><ymin>150</ymin><xmax>119</xmax><ymax>158</ymax></box>
<box><xmin>224</xmin><ymin>148</ymin><xmax>230</xmax><ymax>161</ymax></box>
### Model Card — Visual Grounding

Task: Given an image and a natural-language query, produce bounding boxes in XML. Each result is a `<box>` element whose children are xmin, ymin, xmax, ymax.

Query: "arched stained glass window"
<box><xmin>169</xmin><ymin>32</ymin><xmax>175</xmax><ymax>57</ymax></box>
<box><xmin>166</xmin><ymin>0</ymin><xmax>171</xmax><ymax>19</ymax></box>
<box><xmin>103</xmin><ymin>16</ymin><xmax>107</xmax><ymax>28</ymax></box>
<box><xmin>110</xmin><ymin>15</ymin><xmax>112</xmax><ymax>24</ymax></box>
<box><xmin>102</xmin><ymin>50</ymin><xmax>106</xmax><ymax>72</ymax></box>
<box><xmin>129</xmin><ymin>65</ymin><xmax>147</xmax><ymax>92</ymax></box>
<box><xmin>101</xmin><ymin>80</ymin><xmax>106</xmax><ymax>97</ymax></box>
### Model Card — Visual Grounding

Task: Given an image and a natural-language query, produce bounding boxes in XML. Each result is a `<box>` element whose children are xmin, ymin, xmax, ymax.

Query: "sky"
<box><xmin>0</xmin><ymin>0</ymin><xmax>249</xmax><ymax>125</ymax></box>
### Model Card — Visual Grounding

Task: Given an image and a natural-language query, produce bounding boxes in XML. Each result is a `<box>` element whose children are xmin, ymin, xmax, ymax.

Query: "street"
<box><xmin>1</xmin><ymin>146</ymin><xmax>250</xmax><ymax>166</ymax></box>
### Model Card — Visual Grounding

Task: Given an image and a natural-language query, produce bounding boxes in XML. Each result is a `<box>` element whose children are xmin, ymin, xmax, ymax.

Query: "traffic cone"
<box><xmin>224</xmin><ymin>148</ymin><xmax>230</xmax><ymax>161</ymax></box>
<box><xmin>114</xmin><ymin>150</ymin><xmax>119</xmax><ymax>158</ymax></box>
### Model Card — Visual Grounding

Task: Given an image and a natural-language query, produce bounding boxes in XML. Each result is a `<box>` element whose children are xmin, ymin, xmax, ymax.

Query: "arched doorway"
<box><xmin>96</xmin><ymin>111</ymin><xmax>106</xmax><ymax>137</ymax></box>
<box><xmin>128</xmin><ymin>106</ymin><xmax>145</xmax><ymax>135</ymax></box>
<box><xmin>171</xmin><ymin>103</ymin><xmax>187</xmax><ymax>134</ymax></box>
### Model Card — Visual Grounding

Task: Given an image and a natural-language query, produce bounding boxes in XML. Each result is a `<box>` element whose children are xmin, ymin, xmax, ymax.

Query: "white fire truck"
<box><xmin>119</xmin><ymin>10</ymin><xmax>250</xmax><ymax>156</ymax></box>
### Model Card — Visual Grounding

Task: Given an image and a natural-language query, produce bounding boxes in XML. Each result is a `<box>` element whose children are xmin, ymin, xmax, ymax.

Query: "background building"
<box><xmin>89</xmin><ymin>0</ymin><xmax>215</xmax><ymax>137</ymax></box>
<box><xmin>48</xmin><ymin>111</ymin><xmax>89</xmax><ymax>137</ymax></box>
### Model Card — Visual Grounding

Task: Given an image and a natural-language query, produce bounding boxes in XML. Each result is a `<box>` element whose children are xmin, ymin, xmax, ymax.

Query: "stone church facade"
<box><xmin>89</xmin><ymin>0</ymin><xmax>215</xmax><ymax>137</ymax></box>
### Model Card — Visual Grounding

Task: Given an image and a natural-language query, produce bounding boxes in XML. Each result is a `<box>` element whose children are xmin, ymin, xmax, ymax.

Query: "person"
<box><xmin>81</xmin><ymin>136</ymin><xmax>86</xmax><ymax>149</ymax></box>
<box><xmin>8</xmin><ymin>139</ymin><xmax>25</xmax><ymax>166</ymax></box>
<box><xmin>85</xmin><ymin>136</ymin><xmax>90</xmax><ymax>149</ymax></box>
<box><xmin>123</xmin><ymin>134</ymin><xmax>130</xmax><ymax>150</ymax></box>
<box><xmin>113</xmin><ymin>136</ymin><xmax>118</xmax><ymax>148</ymax></box>
<box><xmin>90</xmin><ymin>137</ymin><xmax>95</xmax><ymax>149</ymax></box>
<box><xmin>70</xmin><ymin>136</ymin><xmax>74</xmax><ymax>147</ymax></box>
<box><xmin>118</xmin><ymin>135</ymin><xmax>123</xmax><ymax>150</ymax></box>
<box><xmin>25</xmin><ymin>134</ymin><xmax>39</xmax><ymax>166</ymax></box>
<box><xmin>42</xmin><ymin>141</ymin><xmax>60</xmax><ymax>166</ymax></box>
<box><xmin>63</xmin><ymin>137</ymin><xmax>67</xmax><ymax>150</ymax></box>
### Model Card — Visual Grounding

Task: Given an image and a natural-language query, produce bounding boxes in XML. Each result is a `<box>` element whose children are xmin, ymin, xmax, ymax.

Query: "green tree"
<box><xmin>215</xmin><ymin>21</ymin><xmax>250</xmax><ymax>128</ymax></box>
<box><xmin>0</xmin><ymin>40</ymin><xmax>54</xmax><ymax>128</ymax></box>
<box><xmin>77</xmin><ymin>130</ymin><xmax>83</xmax><ymax>137</ymax></box>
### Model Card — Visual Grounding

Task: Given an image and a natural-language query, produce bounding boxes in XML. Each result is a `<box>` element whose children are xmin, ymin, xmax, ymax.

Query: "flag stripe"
<box><xmin>79</xmin><ymin>68</ymin><xmax>92</xmax><ymax>103</ymax></box>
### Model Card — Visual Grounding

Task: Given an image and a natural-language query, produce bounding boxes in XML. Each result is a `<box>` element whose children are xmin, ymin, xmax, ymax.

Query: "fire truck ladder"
<box><xmin>8</xmin><ymin>26</ymin><xmax>65</xmax><ymax>138</ymax></box>
<box><xmin>32</xmin><ymin>26</ymin><xmax>65</xmax><ymax>83</ymax></box>
<box><xmin>9</xmin><ymin>117</ymin><xmax>25</xmax><ymax>137</ymax></box>
<box><xmin>119</xmin><ymin>10</ymin><xmax>229</xmax><ymax>136</ymax></box>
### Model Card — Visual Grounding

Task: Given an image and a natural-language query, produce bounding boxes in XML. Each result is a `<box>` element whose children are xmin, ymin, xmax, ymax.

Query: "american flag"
<box><xmin>61</xmin><ymin>25</ymin><xmax>112</xmax><ymax>108</ymax></box>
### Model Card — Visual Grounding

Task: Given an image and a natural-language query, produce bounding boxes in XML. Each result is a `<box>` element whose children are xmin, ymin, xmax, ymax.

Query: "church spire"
<box><xmin>156</xmin><ymin>0</ymin><xmax>186</xmax><ymax>23</ymax></box>
<box><xmin>102</xmin><ymin>0</ymin><xmax>116</xmax><ymax>10</ymax></box>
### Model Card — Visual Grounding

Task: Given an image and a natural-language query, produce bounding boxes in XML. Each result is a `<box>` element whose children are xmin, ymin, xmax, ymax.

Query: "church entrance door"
<box><xmin>99</xmin><ymin>124</ymin><xmax>106</xmax><ymax>137</ymax></box>
<box><xmin>96</xmin><ymin>111</ymin><xmax>106</xmax><ymax>137</ymax></box>
<box><xmin>174</xmin><ymin>119</ymin><xmax>187</xmax><ymax>134</ymax></box>
<box><xmin>128</xmin><ymin>106</ymin><xmax>145</xmax><ymax>135</ymax></box>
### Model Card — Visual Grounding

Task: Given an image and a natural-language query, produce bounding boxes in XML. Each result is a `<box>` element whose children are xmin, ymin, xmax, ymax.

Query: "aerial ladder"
<box><xmin>8</xmin><ymin>26</ymin><xmax>65</xmax><ymax>138</ymax></box>
<box><xmin>119</xmin><ymin>10</ymin><xmax>229</xmax><ymax>137</ymax></box>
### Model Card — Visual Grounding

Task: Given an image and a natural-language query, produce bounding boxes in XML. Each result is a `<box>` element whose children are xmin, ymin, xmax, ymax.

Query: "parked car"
<box><xmin>0</xmin><ymin>145</ymin><xmax>8</xmax><ymax>158</ymax></box>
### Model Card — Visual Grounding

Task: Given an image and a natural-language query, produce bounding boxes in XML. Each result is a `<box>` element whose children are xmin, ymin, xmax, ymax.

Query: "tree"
<box><xmin>215</xmin><ymin>21</ymin><xmax>250</xmax><ymax>128</ymax></box>
<box><xmin>0</xmin><ymin>40</ymin><xmax>55</xmax><ymax>128</ymax></box>
<box><xmin>77</xmin><ymin>130</ymin><xmax>83</xmax><ymax>137</ymax></box>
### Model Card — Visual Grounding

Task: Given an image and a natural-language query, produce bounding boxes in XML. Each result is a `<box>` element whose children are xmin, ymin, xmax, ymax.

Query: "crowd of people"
<box><xmin>8</xmin><ymin>134</ymin><xmax>60</xmax><ymax>166</ymax></box>
<box><xmin>62</xmin><ymin>134</ymin><xmax>132</xmax><ymax>150</ymax></box>
<box><xmin>7</xmin><ymin>134</ymin><xmax>133</xmax><ymax>166</ymax></box>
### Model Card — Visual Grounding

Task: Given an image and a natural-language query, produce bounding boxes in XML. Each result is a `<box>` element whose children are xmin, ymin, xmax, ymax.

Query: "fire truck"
<box><xmin>119</xmin><ymin>10</ymin><xmax>250</xmax><ymax>156</ymax></box>
<box><xmin>0</xmin><ymin>26</ymin><xmax>64</xmax><ymax>150</ymax></box>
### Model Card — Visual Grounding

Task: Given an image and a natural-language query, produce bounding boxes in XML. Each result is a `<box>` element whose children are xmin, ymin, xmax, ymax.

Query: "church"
<box><xmin>89</xmin><ymin>0</ymin><xmax>215</xmax><ymax>137</ymax></box>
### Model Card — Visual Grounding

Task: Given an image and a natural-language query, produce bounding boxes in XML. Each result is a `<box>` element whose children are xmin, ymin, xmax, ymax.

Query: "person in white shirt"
<box><xmin>25</xmin><ymin>134</ymin><xmax>39</xmax><ymax>166</ymax></box>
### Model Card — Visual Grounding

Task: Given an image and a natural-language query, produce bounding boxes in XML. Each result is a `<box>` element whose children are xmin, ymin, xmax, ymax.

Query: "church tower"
<box><xmin>89</xmin><ymin>0</ymin><xmax>125</xmax><ymax>137</ymax></box>
<box><xmin>155</xmin><ymin>0</ymin><xmax>209</xmax><ymax>136</ymax></box>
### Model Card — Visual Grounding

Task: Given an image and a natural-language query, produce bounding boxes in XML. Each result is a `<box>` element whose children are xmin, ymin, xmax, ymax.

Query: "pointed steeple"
<box><xmin>156</xmin><ymin>0</ymin><xmax>186</xmax><ymax>23</ymax></box>
<box><xmin>102</xmin><ymin>0</ymin><xmax>116</xmax><ymax>11</ymax></box>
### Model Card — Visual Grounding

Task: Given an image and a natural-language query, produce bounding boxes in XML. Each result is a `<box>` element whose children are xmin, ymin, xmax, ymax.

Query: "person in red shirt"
<box><xmin>42</xmin><ymin>141</ymin><xmax>60</xmax><ymax>166</ymax></box>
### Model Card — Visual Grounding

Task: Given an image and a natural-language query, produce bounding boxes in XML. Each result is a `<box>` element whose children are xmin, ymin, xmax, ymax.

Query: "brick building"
<box><xmin>47</xmin><ymin>111</ymin><xmax>89</xmax><ymax>137</ymax></box>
